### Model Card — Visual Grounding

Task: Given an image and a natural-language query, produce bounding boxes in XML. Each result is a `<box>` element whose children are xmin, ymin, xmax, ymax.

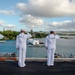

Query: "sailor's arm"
<box><xmin>45</xmin><ymin>37</ymin><xmax>48</xmax><ymax>49</ymax></box>
<box><xmin>16</xmin><ymin>36</ymin><xmax>19</xmax><ymax>50</ymax></box>
<box><xmin>25</xmin><ymin>31</ymin><xmax>32</xmax><ymax>39</ymax></box>
<box><xmin>27</xmin><ymin>33</ymin><xmax>32</xmax><ymax>38</ymax></box>
<box><xmin>55</xmin><ymin>35</ymin><xmax>60</xmax><ymax>39</ymax></box>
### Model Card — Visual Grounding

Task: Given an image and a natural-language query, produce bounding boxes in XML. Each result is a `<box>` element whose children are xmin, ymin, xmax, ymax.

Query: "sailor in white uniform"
<box><xmin>16</xmin><ymin>29</ymin><xmax>32</xmax><ymax>67</ymax></box>
<box><xmin>45</xmin><ymin>31</ymin><xmax>60</xmax><ymax>66</ymax></box>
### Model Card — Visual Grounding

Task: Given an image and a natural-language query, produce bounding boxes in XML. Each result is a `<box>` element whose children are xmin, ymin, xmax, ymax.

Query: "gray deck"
<box><xmin>0</xmin><ymin>59</ymin><xmax>75</xmax><ymax>75</ymax></box>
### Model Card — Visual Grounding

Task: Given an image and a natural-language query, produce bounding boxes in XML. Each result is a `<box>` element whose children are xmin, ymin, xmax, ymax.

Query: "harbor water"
<box><xmin>0</xmin><ymin>37</ymin><xmax>75</xmax><ymax>58</ymax></box>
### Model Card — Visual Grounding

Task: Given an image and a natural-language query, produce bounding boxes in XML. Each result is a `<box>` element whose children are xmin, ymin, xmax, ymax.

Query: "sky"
<box><xmin>0</xmin><ymin>0</ymin><xmax>75</xmax><ymax>32</ymax></box>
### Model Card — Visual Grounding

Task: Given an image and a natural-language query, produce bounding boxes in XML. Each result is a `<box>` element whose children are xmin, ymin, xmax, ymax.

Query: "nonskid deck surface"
<box><xmin>0</xmin><ymin>60</ymin><xmax>75</xmax><ymax>75</ymax></box>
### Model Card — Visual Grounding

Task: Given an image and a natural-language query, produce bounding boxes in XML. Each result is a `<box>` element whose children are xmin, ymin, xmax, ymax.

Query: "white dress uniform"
<box><xmin>16</xmin><ymin>33</ymin><xmax>32</xmax><ymax>67</ymax></box>
<box><xmin>45</xmin><ymin>34</ymin><xmax>60</xmax><ymax>66</ymax></box>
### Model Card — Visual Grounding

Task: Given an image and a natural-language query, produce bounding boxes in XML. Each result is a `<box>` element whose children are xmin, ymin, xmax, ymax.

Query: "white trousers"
<box><xmin>47</xmin><ymin>48</ymin><xmax>55</xmax><ymax>66</ymax></box>
<box><xmin>18</xmin><ymin>46</ymin><xmax>26</xmax><ymax>67</ymax></box>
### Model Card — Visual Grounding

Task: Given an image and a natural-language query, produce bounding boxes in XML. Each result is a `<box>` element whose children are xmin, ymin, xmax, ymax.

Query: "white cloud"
<box><xmin>0</xmin><ymin>20</ymin><xmax>15</xmax><ymax>28</ymax></box>
<box><xmin>16</xmin><ymin>0</ymin><xmax>75</xmax><ymax>17</ymax></box>
<box><xmin>3</xmin><ymin>24</ymin><xmax>15</xmax><ymax>28</ymax></box>
<box><xmin>16</xmin><ymin>0</ymin><xmax>75</xmax><ymax>31</ymax></box>
<box><xmin>16</xmin><ymin>3</ymin><xmax>27</xmax><ymax>11</ymax></box>
<box><xmin>50</xmin><ymin>22</ymin><xmax>62</xmax><ymax>26</ymax></box>
<box><xmin>47</xmin><ymin>20</ymin><xmax>75</xmax><ymax>31</ymax></box>
<box><xmin>19</xmin><ymin>15</ymin><xmax>44</xmax><ymax>28</ymax></box>
<box><xmin>0</xmin><ymin>10</ymin><xmax>15</xmax><ymax>15</ymax></box>
<box><xmin>50</xmin><ymin>20</ymin><xmax>72</xmax><ymax>26</ymax></box>
<box><xmin>0</xmin><ymin>20</ymin><xmax>5</xmax><ymax>26</ymax></box>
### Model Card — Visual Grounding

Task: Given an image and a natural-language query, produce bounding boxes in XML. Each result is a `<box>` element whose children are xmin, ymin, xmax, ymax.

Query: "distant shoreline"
<box><xmin>60</xmin><ymin>37</ymin><xmax>75</xmax><ymax>39</ymax></box>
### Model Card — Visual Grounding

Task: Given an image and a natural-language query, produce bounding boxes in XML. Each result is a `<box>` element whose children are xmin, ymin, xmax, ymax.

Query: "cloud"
<box><xmin>0</xmin><ymin>10</ymin><xmax>15</xmax><ymax>15</ymax></box>
<box><xmin>19</xmin><ymin>15</ymin><xmax>44</xmax><ymax>28</ymax></box>
<box><xmin>47</xmin><ymin>20</ymin><xmax>75</xmax><ymax>31</ymax></box>
<box><xmin>0</xmin><ymin>20</ymin><xmax>5</xmax><ymax>26</ymax></box>
<box><xmin>0</xmin><ymin>20</ymin><xmax>15</xmax><ymax>28</ymax></box>
<box><xmin>16</xmin><ymin>0</ymin><xmax>75</xmax><ymax>18</ymax></box>
<box><xmin>3</xmin><ymin>24</ymin><xmax>15</xmax><ymax>28</ymax></box>
<box><xmin>16</xmin><ymin>3</ymin><xmax>27</xmax><ymax>11</ymax></box>
<box><xmin>16</xmin><ymin>0</ymin><xmax>75</xmax><ymax>31</ymax></box>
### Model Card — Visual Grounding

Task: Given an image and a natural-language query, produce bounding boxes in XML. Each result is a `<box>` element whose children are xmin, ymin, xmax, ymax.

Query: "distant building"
<box><xmin>28</xmin><ymin>39</ymin><xmax>39</xmax><ymax>45</ymax></box>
